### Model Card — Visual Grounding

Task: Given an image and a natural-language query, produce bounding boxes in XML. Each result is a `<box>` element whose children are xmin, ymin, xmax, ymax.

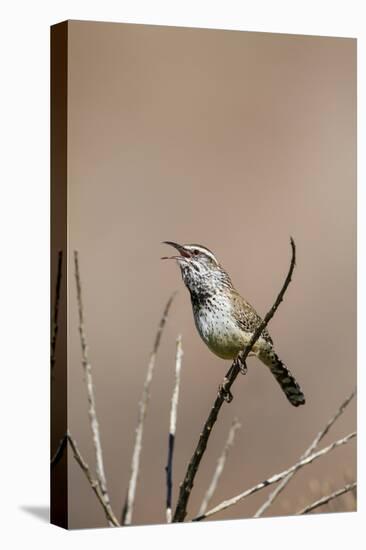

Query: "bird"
<box><xmin>162</xmin><ymin>241</ymin><xmax>305</xmax><ymax>407</ymax></box>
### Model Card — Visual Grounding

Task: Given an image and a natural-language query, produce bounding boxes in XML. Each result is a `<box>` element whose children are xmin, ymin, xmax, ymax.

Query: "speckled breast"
<box><xmin>192</xmin><ymin>298</ymin><xmax>248</xmax><ymax>360</ymax></box>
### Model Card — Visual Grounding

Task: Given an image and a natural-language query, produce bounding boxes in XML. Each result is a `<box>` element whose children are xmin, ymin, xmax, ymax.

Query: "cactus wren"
<box><xmin>162</xmin><ymin>241</ymin><xmax>305</xmax><ymax>407</ymax></box>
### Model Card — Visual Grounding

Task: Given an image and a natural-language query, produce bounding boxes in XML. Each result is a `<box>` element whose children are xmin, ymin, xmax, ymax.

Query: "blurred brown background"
<box><xmin>63</xmin><ymin>21</ymin><xmax>356</xmax><ymax>528</ymax></box>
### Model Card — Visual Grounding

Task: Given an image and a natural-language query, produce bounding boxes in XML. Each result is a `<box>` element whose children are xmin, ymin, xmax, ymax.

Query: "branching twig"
<box><xmin>74</xmin><ymin>250</ymin><xmax>112</xmax><ymax>523</ymax></box>
<box><xmin>67</xmin><ymin>432</ymin><xmax>120</xmax><ymax>526</ymax></box>
<box><xmin>193</xmin><ymin>432</ymin><xmax>356</xmax><ymax>521</ymax></box>
<box><xmin>198</xmin><ymin>418</ymin><xmax>241</xmax><ymax>517</ymax></box>
<box><xmin>296</xmin><ymin>482</ymin><xmax>357</xmax><ymax>515</ymax></box>
<box><xmin>122</xmin><ymin>292</ymin><xmax>176</xmax><ymax>526</ymax></box>
<box><xmin>166</xmin><ymin>334</ymin><xmax>184</xmax><ymax>523</ymax></box>
<box><xmin>254</xmin><ymin>388</ymin><xmax>356</xmax><ymax>517</ymax></box>
<box><xmin>173</xmin><ymin>238</ymin><xmax>296</xmax><ymax>522</ymax></box>
<box><xmin>51</xmin><ymin>431</ymin><xmax>120</xmax><ymax>526</ymax></box>
<box><xmin>51</xmin><ymin>250</ymin><xmax>63</xmax><ymax>376</ymax></box>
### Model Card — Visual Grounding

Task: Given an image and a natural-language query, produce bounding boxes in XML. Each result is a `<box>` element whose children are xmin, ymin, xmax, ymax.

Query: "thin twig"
<box><xmin>166</xmin><ymin>334</ymin><xmax>184</xmax><ymax>523</ymax></box>
<box><xmin>50</xmin><ymin>432</ymin><xmax>68</xmax><ymax>467</ymax></box>
<box><xmin>51</xmin><ymin>431</ymin><xmax>120</xmax><ymax>526</ymax></box>
<box><xmin>193</xmin><ymin>432</ymin><xmax>356</xmax><ymax>521</ymax></box>
<box><xmin>173</xmin><ymin>238</ymin><xmax>296</xmax><ymax>522</ymax></box>
<box><xmin>198</xmin><ymin>418</ymin><xmax>241</xmax><ymax>517</ymax></box>
<box><xmin>67</xmin><ymin>432</ymin><xmax>120</xmax><ymax>526</ymax></box>
<box><xmin>122</xmin><ymin>292</ymin><xmax>177</xmax><ymax>526</ymax></box>
<box><xmin>254</xmin><ymin>388</ymin><xmax>356</xmax><ymax>517</ymax></box>
<box><xmin>51</xmin><ymin>250</ymin><xmax>63</xmax><ymax>376</ymax></box>
<box><xmin>296</xmin><ymin>482</ymin><xmax>357</xmax><ymax>515</ymax></box>
<box><xmin>74</xmin><ymin>250</ymin><xmax>112</xmax><ymax>523</ymax></box>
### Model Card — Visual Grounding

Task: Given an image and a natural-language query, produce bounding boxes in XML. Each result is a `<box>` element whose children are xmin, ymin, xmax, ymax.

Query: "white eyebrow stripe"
<box><xmin>184</xmin><ymin>245</ymin><xmax>219</xmax><ymax>264</ymax></box>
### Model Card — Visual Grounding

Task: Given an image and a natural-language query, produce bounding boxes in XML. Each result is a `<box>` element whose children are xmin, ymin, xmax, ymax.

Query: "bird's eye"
<box><xmin>193</xmin><ymin>249</ymin><xmax>199</xmax><ymax>255</ymax></box>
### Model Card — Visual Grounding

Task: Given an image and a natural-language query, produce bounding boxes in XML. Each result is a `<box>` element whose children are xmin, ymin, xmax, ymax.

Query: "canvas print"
<box><xmin>51</xmin><ymin>20</ymin><xmax>357</xmax><ymax>529</ymax></box>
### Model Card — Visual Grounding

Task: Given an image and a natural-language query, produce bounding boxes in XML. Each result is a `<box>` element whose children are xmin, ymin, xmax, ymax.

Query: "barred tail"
<box><xmin>258</xmin><ymin>348</ymin><xmax>305</xmax><ymax>407</ymax></box>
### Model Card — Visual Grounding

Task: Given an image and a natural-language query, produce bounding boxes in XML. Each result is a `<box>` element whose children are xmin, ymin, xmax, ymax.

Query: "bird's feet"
<box><xmin>218</xmin><ymin>377</ymin><xmax>233</xmax><ymax>403</ymax></box>
<box><xmin>235</xmin><ymin>354</ymin><xmax>248</xmax><ymax>375</ymax></box>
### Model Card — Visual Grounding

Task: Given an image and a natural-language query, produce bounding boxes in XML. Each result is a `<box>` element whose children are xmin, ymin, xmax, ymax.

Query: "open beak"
<box><xmin>161</xmin><ymin>241</ymin><xmax>192</xmax><ymax>260</ymax></box>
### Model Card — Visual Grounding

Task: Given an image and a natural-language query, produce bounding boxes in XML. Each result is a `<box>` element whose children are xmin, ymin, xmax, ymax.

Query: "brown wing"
<box><xmin>231</xmin><ymin>291</ymin><xmax>273</xmax><ymax>345</ymax></box>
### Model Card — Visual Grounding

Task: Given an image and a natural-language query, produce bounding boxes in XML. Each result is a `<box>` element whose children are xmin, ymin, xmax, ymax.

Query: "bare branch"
<box><xmin>51</xmin><ymin>431</ymin><xmax>120</xmax><ymax>525</ymax></box>
<box><xmin>193</xmin><ymin>432</ymin><xmax>356</xmax><ymax>522</ymax></box>
<box><xmin>51</xmin><ymin>432</ymin><xmax>68</xmax><ymax>467</ymax></box>
<box><xmin>122</xmin><ymin>292</ymin><xmax>176</xmax><ymax>526</ymax></box>
<box><xmin>67</xmin><ymin>432</ymin><xmax>120</xmax><ymax>527</ymax></box>
<box><xmin>74</xmin><ymin>250</ymin><xmax>112</xmax><ymax>522</ymax></box>
<box><xmin>166</xmin><ymin>334</ymin><xmax>184</xmax><ymax>523</ymax></box>
<box><xmin>198</xmin><ymin>418</ymin><xmax>241</xmax><ymax>517</ymax></box>
<box><xmin>173</xmin><ymin>238</ymin><xmax>296</xmax><ymax>522</ymax></box>
<box><xmin>51</xmin><ymin>250</ymin><xmax>63</xmax><ymax>376</ymax></box>
<box><xmin>254</xmin><ymin>388</ymin><xmax>356</xmax><ymax>517</ymax></box>
<box><xmin>296</xmin><ymin>482</ymin><xmax>357</xmax><ymax>515</ymax></box>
